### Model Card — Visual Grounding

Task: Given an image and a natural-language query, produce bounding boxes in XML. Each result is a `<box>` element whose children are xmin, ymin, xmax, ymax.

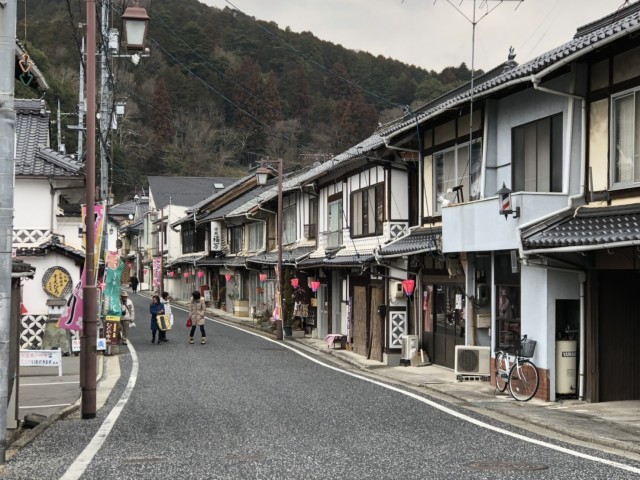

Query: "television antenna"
<box><xmin>436</xmin><ymin>0</ymin><xmax>524</xmax><ymax>199</ymax></box>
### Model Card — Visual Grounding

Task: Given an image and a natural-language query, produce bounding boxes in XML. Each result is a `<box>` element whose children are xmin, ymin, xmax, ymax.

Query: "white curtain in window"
<box><xmin>615</xmin><ymin>94</ymin><xmax>635</xmax><ymax>183</ymax></box>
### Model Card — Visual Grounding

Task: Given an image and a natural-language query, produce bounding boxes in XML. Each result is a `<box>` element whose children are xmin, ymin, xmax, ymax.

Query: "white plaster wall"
<box><xmin>389</xmin><ymin>169</ymin><xmax>408</xmax><ymax>220</ymax></box>
<box><xmin>166</xmin><ymin>205</ymin><xmax>186</xmax><ymax>261</ymax></box>
<box><xmin>58</xmin><ymin>217</ymin><xmax>84</xmax><ymax>250</ymax></box>
<box><xmin>15</xmin><ymin>179</ymin><xmax>52</xmax><ymax>230</ymax></box>
<box><xmin>19</xmin><ymin>254</ymin><xmax>81</xmax><ymax>316</ymax></box>
<box><xmin>520</xmin><ymin>266</ymin><xmax>548</xmax><ymax>371</ymax></box>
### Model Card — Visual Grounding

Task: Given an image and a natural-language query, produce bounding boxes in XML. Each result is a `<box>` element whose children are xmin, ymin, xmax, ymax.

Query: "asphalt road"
<box><xmin>3</xmin><ymin>292</ymin><xmax>640</xmax><ymax>479</ymax></box>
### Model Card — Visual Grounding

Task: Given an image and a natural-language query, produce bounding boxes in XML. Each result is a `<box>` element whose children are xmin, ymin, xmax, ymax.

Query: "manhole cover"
<box><xmin>468</xmin><ymin>462</ymin><xmax>549</xmax><ymax>472</ymax></box>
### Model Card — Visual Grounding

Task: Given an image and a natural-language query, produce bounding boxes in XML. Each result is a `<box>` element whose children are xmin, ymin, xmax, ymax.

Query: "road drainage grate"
<box><xmin>467</xmin><ymin>462</ymin><xmax>549</xmax><ymax>472</ymax></box>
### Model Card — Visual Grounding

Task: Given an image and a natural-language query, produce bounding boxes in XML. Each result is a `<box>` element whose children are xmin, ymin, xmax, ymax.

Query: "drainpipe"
<box><xmin>516</xmin><ymin>72</ymin><xmax>588</xmax><ymax>401</ymax></box>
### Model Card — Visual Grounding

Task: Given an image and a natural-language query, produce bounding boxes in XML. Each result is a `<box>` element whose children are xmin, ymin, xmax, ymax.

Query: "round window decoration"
<box><xmin>41</xmin><ymin>266</ymin><xmax>73</xmax><ymax>298</ymax></box>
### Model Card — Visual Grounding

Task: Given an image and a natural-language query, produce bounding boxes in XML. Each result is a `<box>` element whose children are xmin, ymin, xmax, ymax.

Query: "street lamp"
<box><xmin>81</xmin><ymin>0</ymin><xmax>149</xmax><ymax>419</ymax></box>
<box><xmin>256</xmin><ymin>159</ymin><xmax>283</xmax><ymax>341</ymax></box>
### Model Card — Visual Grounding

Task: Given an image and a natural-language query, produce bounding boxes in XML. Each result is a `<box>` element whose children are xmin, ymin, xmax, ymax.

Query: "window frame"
<box><xmin>247</xmin><ymin>222</ymin><xmax>264</xmax><ymax>252</ymax></box>
<box><xmin>433</xmin><ymin>139</ymin><xmax>482</xmax><ymax>214</ymax></box>
<box><xmin>511</xmin><ymin>113</ymin><xmax>563</xmax><ymax>193</ymax></box>
<box><xmin>610</xmin><ymin>87</ymin><xmax>640</xmax><ymax>188</ymax></box>
<box><xmin>350</xmin><ymin>183</ymin><xmax>384</xmax><ymax>238</ymax></box>
<box><xmin>229</xmin><ymin>226</ymin><xmax>243</xmax><ymax>254</ymax></box>
<box><xmin>327</xmin><ymin>196</ymin><xmax>343</xmax><ymax>248</ymax></box>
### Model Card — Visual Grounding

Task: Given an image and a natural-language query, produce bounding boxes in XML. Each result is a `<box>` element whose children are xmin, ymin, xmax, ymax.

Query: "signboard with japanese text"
<box><xmin>42</xmin><ymin>266</ymin><xmax>72</xmax><ymax>298</ymax></box>
<box><xmin>20</xmin><ymin>350</ymin><xmax>62</xmax><ymax>376</ymax></box>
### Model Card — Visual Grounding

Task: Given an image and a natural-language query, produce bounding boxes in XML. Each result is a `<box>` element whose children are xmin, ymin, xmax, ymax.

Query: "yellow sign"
<box><xmin>45</xmin><ymin>268</ymin><xmax>71</xmax><ymax>298</ymax></box>
<box><xmin>105</xmin><ymin>315</ymin><xmax>121</xmax><ymax>322</ymax></box>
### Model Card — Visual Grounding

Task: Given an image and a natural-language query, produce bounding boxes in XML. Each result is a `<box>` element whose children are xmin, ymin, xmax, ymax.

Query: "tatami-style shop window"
<box><xmin>611</xmin><ymin>89</ymin><xmax>640</xmax><ymax>187</ymax></box>
<box><xmin>512</xmin><ymin>113</ymin><xmax>563</xmax><ymax>193</ymax></box>
<box><xmin>350</xmin><ymin>183</ymin><xmax>383</xmax><ymax>237</ymax></box>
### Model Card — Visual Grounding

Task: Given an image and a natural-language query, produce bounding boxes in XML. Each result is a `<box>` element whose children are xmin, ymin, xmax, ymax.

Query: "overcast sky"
<box><xmin>201</xmin><ymin>0</ymin><xmax>630</xmax><ymax>72</ymax></box>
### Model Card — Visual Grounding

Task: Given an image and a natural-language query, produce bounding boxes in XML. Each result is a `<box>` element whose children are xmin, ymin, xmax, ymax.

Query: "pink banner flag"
<box><xmin>58</xmin><ymin>204</ymin><xmax>105</xmax><ymax>331</ymax></box>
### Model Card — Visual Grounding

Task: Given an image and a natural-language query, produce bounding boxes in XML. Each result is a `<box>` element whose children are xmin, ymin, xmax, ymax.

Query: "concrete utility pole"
<box><xmin>0</xmin><ymin>0</ymin><xmax>17</xmax><ymax>464</ymax></box>
<box><xmin>99</xmin><ymin>0</ymin><xmax>112</xmax><ymax>203</ymax></box>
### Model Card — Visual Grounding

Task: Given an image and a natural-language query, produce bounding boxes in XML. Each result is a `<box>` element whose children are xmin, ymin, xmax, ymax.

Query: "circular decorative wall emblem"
<box><xmin>41</xmin><ymin>266</ymin><xmax>73</xmax><ymax>298</ymax></box>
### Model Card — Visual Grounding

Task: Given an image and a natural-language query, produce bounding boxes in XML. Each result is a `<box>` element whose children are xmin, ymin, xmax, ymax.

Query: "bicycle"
<box><xmin>495</xmin><ymin>335</ymin><xmax>539</xmax><ymax>401</ymax></box>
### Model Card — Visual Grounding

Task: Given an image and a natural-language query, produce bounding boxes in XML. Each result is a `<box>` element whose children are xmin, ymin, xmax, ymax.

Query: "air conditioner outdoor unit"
<box><xmin>400</xmin><ymin>335</ymin><xmax>419</xmax><ymax>361</ymax></box>
<box><xmin>454</xmin><ymin>346</ymin><xmax>490</xmax><ymax>381</ymax></box>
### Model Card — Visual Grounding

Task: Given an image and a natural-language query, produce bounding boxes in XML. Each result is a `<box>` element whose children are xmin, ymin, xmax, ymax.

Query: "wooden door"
<box><xmin>369</xmin><ymin>286</ymin><xmax>384</xmax><ymax>362</ymax></box>
<box><xmin>598</xmin><ymin>270</ymin><xmax>640</xmax><ymax>401</ymax></box>
<box><xmin>352</xmin><ymin>286</ymin><xmax>368</xmax><ymax>356</ymax></box>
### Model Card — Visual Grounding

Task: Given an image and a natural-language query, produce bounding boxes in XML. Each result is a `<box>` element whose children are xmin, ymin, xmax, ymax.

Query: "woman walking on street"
<box><xmin>120</xmin><ymin>290</ymin><xmax>135</xmax><ymax>345</ymax></box>
<box><xmin>189</xmin><ymin>290</ymin><xmax>207</xmax><ymax>344</ymax></box>
<box><xmin>149</xmin><ymin>295</ymin><xmax>165</xmax><ymax>344</ymax></box>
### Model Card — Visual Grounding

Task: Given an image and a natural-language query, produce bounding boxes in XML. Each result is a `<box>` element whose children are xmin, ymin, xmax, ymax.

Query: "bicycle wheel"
<box><xmin>508</xmin><ymin>360</ymin><xmax>539</xmax><ymax>401</ymax></box>
<box><xmin>494</xmin><ymin>352</ymin><xmax>508</xmax><ymax>392</ymax></box>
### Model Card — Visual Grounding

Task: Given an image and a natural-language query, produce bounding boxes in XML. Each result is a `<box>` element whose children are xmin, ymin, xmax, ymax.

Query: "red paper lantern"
<box><xmin>183</xmin><ymin>272</ymin><xmax>189</xmax><ymax>278</ymax></box>
<box><xmin>127</xmin><ymin>262</ymin><xmax>132</xmax><ymax>268</ymax></box>
<box><xmin>168</xmin><ymin>271</ymin><xmax>175</xmax><ymax>277</ymax></box>
<box><xmin>259</xmin><ymin>273</ymin><xmax>267</xmax><ymax>283</ymax></box>
<box><xmin>225</xmin><ymin>274</ymin><xmax>232</xmax><ymax>282</ymax></box>
<box><xmin>290</xmin><ymin>277</ymin><xmax>299</xmax><ymax>288</ymax></box>
<box><xmin>197</xmin><ymin>271</ymin><xmax>205</xmax><ymax>278</ymax></box>
<box><xmin>402</xmin><ymin>279</ymin><xmax>416</xmax><ymax>297</ymax></box>
<box><xmin>310</xmin><ymin>280</ymin><xmax>320</xmax><ymax>292</ymax></box>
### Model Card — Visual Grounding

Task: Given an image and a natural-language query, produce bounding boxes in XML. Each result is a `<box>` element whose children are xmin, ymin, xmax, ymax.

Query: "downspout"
<box><xmin>519</xmin><ymin>72</ymin><xmax>588</xmax><ymax>400</ymax></box>
<box><xmin>49</xmin><ymin>177</ymin><xmax>56</xmax><ymax>234</ymax></box>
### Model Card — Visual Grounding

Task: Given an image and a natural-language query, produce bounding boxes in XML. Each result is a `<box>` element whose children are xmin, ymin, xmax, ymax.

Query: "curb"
<box><xmin>5</xmin><ymin>352</ymin><xmax>106</xmax><ymax>461</ymax></box>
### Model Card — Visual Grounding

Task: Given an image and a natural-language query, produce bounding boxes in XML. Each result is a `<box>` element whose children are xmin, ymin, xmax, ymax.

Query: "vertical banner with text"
<box><xmin>58</xmin><ymin>204</ymin><xmax>105</xmax><ymax>331</ymax></box>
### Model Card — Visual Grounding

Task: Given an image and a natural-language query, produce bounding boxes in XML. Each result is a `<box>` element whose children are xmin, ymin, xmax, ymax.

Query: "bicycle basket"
<box><xmin>518</xmin><ymin>339</ymin><xmax>536</xmax><ymax>358</ymax></box>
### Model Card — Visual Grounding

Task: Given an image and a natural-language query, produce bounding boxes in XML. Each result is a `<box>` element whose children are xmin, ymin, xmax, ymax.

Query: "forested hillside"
<box><xmin>15</xmin><ymin>0</ymin><xmax>477</xmax><ymax>199</ymax></box>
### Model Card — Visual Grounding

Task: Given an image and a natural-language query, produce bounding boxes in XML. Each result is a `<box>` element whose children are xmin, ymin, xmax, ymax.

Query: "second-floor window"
<box><xmin>327</xmin><ymin>197</ymin><xmax>342</xmax><ymax>248</ymax></box>
<box><xmin>247</xmin><ymin>222</ymin><xmax>263</xmax><ymax>252</ymax></box>
<box><xmin>306</xmin><ymin>198</ymin><xmax>317</xmax><ymax>240</ymax></box>
<box><xmin>434</xmin><ymin>140</ymin><xmax>481</xmax><ymax>213</ymax></box>
<box><xmin>512</xmin><ymin>113</ymin><xmax>563</xmax><ymax>193</ymax></box>
<box><xmin>229</xmin><ymin>226</ymin><xmax>243</xmax><ymax>254</ymax></box>
<box><xmin>612</xmin><ymin>89</ymin><xmax>640</xmax><ymax>187</ymax></box>
<box><xmin>351</xmin><ymin>183</ymin><xmax>383</xmax><ymax>237</ymax></box>
<box><xmin>282</xmin><ymin>204</ymin><xmax>296</xmax><ymax>245</ymax></box>
<box><xmin>181</xmin><ymin>224</ymin><xmax>207</xmax><ymax>254</ymax></box>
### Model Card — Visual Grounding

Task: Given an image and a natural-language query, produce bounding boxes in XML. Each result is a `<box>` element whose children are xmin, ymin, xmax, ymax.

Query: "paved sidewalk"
<box><xmin>6</xmin><ymin>296</ymin><xmax>640</xmax><ymax>462</ymax></box>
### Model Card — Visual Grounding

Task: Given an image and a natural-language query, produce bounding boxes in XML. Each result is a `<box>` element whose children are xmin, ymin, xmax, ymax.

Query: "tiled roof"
<box><xmin>198</xmin><ymin>184</ymin><xmax>273</xmax><ymax>223</ymax></box>
<box><xmin>196</xmin><ymin>255</ymin><xmax>225</xmax><ymax>267</ymax></box>
<box><xmin>247</xmin><ymin>247</ymin><xmax>315</xmax><ymax>266</ymax></box>
<box><xmin>15</xmin><ymin>99</ymin><xmax>82</xmax><ymax>177</ymax></box>
<box><xmin>378</xmin><ymin>1</ymin><xmax>640</xmax><ymax>140</ymax></box>
<box><xmin>222</xmin><ymin>256</ymin><xmax>249</xmax><ymax>268</ymax></box>
<box><xmin>298</xmin><ymin>252</ymin><xmax>374</xmax><ymax>268</ymax></box>
<box><xmin>167</xmin><ymin>253</ymin><xmax>205</xmax><ymax>266</ymax></box>
<box><xmin>376</xmin><ymin>227</ymin><xmax>440</xmax><ymax>258</ymax></box>
<box><xmin>148</xmin><ymin>176</ymin><xmax>238</xmax><ymax>209</ymax></box>
<box><xmin>522</xmin><ymin>204</ymin><xmax>640</xmax><ymax>251</ymax></box>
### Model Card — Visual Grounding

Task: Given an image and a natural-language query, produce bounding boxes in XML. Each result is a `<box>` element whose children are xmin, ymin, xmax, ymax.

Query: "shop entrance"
<box><xmin>432</xmin><ymin>284</ymin><xmax>466</xmax><ymax>368</ymax></box>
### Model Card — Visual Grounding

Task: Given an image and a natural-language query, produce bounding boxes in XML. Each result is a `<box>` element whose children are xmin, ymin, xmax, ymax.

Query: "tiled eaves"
<box><xmin>377</xmin><ymin>227</ymin><xmax>440</xmax><ymax>258</ymax></box>
<box><xmin>523</xmin><ymin>204</ymin><xmax>640</xmax><ymax>249</ymax></box>
<box><xmin>378</xmin><ymin>6</ymin><xmax>640</xmax><ymax>141</ymax></box>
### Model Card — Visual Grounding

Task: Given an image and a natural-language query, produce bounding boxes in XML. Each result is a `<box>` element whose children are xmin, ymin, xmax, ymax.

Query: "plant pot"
<box><xmin>283</xmin><ymin>325</ymin><xmax>293</xmax><ymax>337</ymax></box>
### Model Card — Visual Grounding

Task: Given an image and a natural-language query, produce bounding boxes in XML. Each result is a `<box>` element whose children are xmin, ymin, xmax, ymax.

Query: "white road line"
<box><xmin>19</xmin><ymin>404</ymin><xmax>72</xmax><ymax>409</ymax></box>
<box><xmin>58</xmin><ymin>343</ymin><xmax>139</xmax><ymax>480</ymax></box>
<box><xmin>21</xmin><ymin>382</ymin><xmax>79</xmax><ymax>387</ymax></box>
<box><xmin>213</xmin><ymin>316</ymin><xmax>640</xmax><ymax>476</ymax></box>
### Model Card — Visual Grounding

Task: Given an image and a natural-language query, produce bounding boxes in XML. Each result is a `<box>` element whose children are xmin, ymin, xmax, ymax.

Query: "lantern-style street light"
<box><xmin>81</xmin><ymin>0</ymin><xmax>149</xmax><ymax>419</ymax></box>
<box><xmin>256</xmin><ymin>159</ymin><xmax>283</xmax><ymax>340</ymax></box>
